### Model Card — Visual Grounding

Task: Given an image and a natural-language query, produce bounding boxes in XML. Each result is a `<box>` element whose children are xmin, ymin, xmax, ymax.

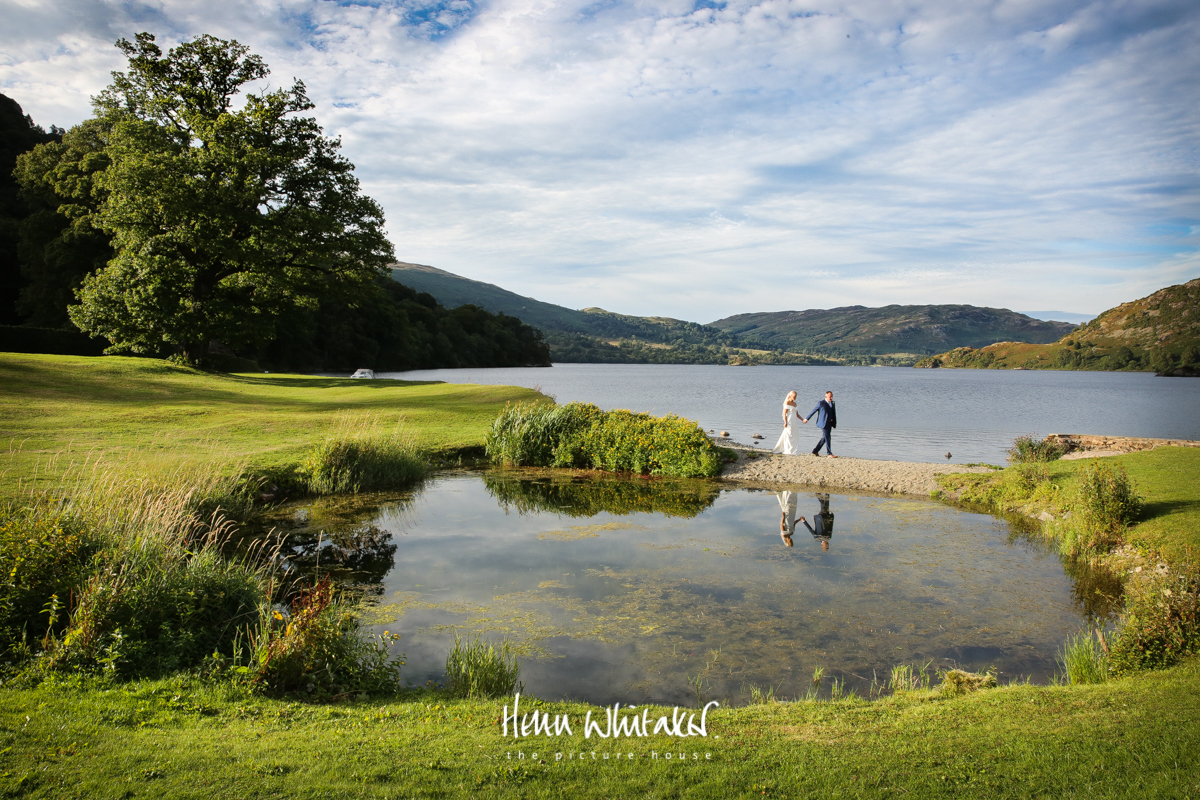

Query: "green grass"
<box><xmin>0</xmin><ymin>353</ymin><xmax>543</xmax><ymax>500</ymax></box>
<box><xmin>938</xmin><ymin>446</ymin><xmax>1200</xmax><ymax>562</ymax></box>
<box><xmin>0</xmin><ymin>659</ymin><xmax>1197</xmax><ymax>798</ymax></box>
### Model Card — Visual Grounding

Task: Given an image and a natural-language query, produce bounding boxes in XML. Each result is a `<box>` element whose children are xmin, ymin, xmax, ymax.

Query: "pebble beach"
<box><xmin>716</xmin><ymin>439</ymin><xmax>995</xmax><ymax>495</ymax></box>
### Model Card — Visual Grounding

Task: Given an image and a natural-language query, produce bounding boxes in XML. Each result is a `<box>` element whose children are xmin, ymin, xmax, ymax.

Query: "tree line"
<box><xmin>0</xmin><ymin>34</ymin><xmax>549</xmax><ymax>372</ymax></box>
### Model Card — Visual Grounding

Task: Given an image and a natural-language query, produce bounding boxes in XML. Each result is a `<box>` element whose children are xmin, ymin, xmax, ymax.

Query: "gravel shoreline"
<box><xmin>715</xmin><ymin>438</ymin><xmax>996</xmax><ymax>496</ymax></box>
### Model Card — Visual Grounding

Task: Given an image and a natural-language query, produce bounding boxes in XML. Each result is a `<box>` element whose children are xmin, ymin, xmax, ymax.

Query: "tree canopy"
<box><xmin>11</xmin><ymin>34</ymin><xmax>550</xmax><ymax>371</ymax></box>
<box><xmin>56</xmin><ymin>33</ymin><xmax>395</xmax><ymax>362</ymax></box>
<box><xmin>0</xmin><ymin>94</ymin><xmax>62</xmax><ymax>325</ymax></box>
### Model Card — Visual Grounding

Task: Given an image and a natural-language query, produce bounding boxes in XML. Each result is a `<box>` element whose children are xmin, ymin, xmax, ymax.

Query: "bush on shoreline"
<box><xmin>485</xmin><ymin>401</ymin><xmax>723</xmax><ymax>478</ymax></box>
<box><xmin>1007</xmin><ymin>434</ymin><xmax>1066</xmax><ymax>464</ymax></box>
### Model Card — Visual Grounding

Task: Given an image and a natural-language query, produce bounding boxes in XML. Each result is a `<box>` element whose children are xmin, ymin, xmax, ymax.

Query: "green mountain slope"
<box><xmin>390</xmin><ymin>263</ymin><xmax>614</xmax><ymax>337</ymax></box>
<box><xmin>709</xmin><ymin>305</ymin><xmax>1076</xmax><ymax>356</ymax></box>
<box><xmin>389</xmin><ymin>263</ymin><xmax>833</xmax><ymax>365</ymax></box>
<box><xmin>914</xmin><ymin>277</ymin><xmax>1200</xmax><ymax>374</ymax></box>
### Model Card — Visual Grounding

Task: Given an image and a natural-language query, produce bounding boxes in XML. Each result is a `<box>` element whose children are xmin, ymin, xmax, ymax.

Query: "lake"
<box><xmin>381</xmin><ymin>364</ymin><xmax>1199</xmax><ymax>464</ymax></box>
<box><xmin>269</xmin><ymin>470</ymin><xmax>1102</xmax><ymax>707</ymax></box>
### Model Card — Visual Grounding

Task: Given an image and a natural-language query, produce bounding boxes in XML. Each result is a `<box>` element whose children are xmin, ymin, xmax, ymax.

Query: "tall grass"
<box><xmin>486</xmin><ymin>401</ymin><xmax>723</xmax><ymax>478</ymax></box>
<box><xmin>301</xmin><ymin>413</ymin><xmax>428</xmax><ymax>494</ymax></box>
<box><xmin>2</xmin><ymin>456</ymin><xmax>407</xmax><ymax>694</ymax></box>
<box><xmin>1058</xmin><ymin>630</ymin><xmax>1109</xmax><ymax>685</ymax></box>
<box><xmin>485</xmin><ymin>402</ymin><xmax>603</xmax><ymax>467</ymax></box>
<box><xmin>2</xmin><ymin>465</ymin><xmax>270</xmax><ymax>677</ymax></box>
<box><xmin>444</xmin><ymin>633</ymin><xmax>523</xmax><ymax>699</ymax></box>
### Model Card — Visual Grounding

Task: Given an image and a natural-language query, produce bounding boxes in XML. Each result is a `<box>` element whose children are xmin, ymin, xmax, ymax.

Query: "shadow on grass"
<box><xmin>1140</xmin><ymin>499</ymin><xmax>1200</xmax><ymax>522</ymax></box>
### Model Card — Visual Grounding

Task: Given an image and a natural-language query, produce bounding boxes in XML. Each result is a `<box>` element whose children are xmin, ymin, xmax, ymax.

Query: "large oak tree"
<box><xmin>63</xmin><ymin>33</ymin><xmax>394</xmax><ymax>362</ymax></box>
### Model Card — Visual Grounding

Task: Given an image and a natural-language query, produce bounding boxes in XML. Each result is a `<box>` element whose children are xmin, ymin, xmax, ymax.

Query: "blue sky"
<box><xmin>2</xmin><ymin>0</ymin><xmax>1197</xmax><ymax>322</ymax></box>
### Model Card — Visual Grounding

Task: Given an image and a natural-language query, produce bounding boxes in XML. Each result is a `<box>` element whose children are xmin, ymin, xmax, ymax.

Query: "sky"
<box><xmin>2</xmin><ymin>0</ymin><xmax>1197</xmax><ymax>323</ymax></box>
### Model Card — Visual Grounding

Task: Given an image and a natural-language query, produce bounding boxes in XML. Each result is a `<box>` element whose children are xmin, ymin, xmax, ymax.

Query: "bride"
<box><xmin>772</xmin><ymin>390</ymin><xmax>803</xmax><ymax>455</ymax></box>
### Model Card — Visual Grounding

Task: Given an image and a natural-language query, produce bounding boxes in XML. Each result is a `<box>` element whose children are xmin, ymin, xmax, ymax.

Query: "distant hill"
<box><xmin>390</xmin><ymin>263</ymin><xmax>618</xmax><ymax>338</ymax></box>
<box><xmin>914</xmin><ymin>278</ymin><xmax>1200</xmax><ymax>374</ymax></box>
<box><xmin>708</xmin><ymin>305</ymin><xmax>1076</xmax><ymax>356</ymax></box>
<box><xmin>389</xmin><ymin>263</ymin><xmax>833</xmax><ymax>365</ymax></box>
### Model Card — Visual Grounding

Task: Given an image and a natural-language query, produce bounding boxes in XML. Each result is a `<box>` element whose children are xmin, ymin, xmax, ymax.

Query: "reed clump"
<box><xmin>938</xmin><ymin>668</ymin><xmax>997</xmax><ymax>696</ymax></box>
<box><xmin>1058</xmin><ymin>630</ymin><xmax>1109</xmax><ymax>684</ymax></box>
<box><xmin>444</xmin><ymin>633</ymin><xmax>523</xmax><ymax>699</ymax></box>
<box><xmin>301</xmin><ymin>414</ymin><xmax>428</xmax><ymax>495</ymax></box>
<box><xmin>486</xmin><ymin>401</ymin><xmax>723</xmax><ymax>478</ymax></box>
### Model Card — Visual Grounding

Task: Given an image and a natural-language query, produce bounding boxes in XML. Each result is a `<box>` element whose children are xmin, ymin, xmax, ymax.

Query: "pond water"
<box><xmin>379</xmin><ymin>364</ymin><xmax>1200</xmax><ymax>464</ymax></box>
<box><xmin>269</xmin><ymin>470</ymin><xmax>1098</xmax><ymax>706</ymax></box>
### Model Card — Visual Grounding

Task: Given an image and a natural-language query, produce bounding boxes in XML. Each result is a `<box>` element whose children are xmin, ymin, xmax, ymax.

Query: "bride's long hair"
<box><xmin>785</xmin><ymin>390</ymin><xmax>797</xmax><ymax>404</ymax></box>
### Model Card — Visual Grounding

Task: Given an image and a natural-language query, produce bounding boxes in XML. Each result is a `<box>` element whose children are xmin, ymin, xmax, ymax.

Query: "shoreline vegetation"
<box><xmin>2</xmin><ymin>353</ymin><xmax>1199</xmax><ymax>797</ymax></box>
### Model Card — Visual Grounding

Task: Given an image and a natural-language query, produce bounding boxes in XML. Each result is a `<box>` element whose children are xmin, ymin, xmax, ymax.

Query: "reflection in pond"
<box><xmin>274</xmin><ymin>471</ymin><xmax>1095</xmax><ymax>706</ymax></box>
<box><xmin>483</xmin><ymin>468</ymin><xmax>720</xmax><ymax>518</ymax></box>
<box><xmin>994</xmin><ymin>507</ymin><xmax>1126</xmax><ymax>623</ymax></box>
<box><xmin>777</xmin><ymin>491</ymin><xmax>797</xmax><ymax>547</ymax></box>
<box><xmin>797</xmin><ymin>493</ymin><xmax>834</xmax><ymax>550</ymax></box>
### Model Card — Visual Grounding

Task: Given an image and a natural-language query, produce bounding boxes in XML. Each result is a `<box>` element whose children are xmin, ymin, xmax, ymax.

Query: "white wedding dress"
<box><xmin>777</xmin><ymin>490</ymin><xmax>798</xmax><ymax>533</ymax></box>
<box><xmin>772</xmin><ymin>403</ymin><xmax>803</xmax><ymax>455</ymax></box>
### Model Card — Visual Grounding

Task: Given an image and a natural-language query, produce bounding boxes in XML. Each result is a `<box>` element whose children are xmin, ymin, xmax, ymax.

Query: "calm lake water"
<box><xmin>381</xmin><ymin>364</ymin><xmax>1200</xmax><ymax>464</ymax></box>
<box><xmin>270</xmin><ymin>470</ymin><xmax>1096</xmax><ymax>707</ymax></box>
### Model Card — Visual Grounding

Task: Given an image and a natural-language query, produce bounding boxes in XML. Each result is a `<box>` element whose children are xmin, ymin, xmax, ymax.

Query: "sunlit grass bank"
<box><xmin>936</xmin><ymin>446</ymin><xmax>1200</xmax><ymax>562</ymax></box>
<box><xmin>0</xmin><ymin>658</ymin><xmax>1197</xmax><ymax>798</ymax></box>
<box><xmin>0</xmin><ymin>353</ymin><xmax>543</xmax><ymax>500</ymax></box>
<box><xmin>937</xmin><ymin>446</ymin><xmax>1200</xmax><ymax>676</ymax></box>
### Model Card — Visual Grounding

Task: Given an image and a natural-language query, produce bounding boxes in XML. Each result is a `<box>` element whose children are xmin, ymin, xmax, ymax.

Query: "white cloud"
<box><xmin>2</xmin><ymin>0</ymin><xmax>1197</xmax><ymax>320</ymax></box>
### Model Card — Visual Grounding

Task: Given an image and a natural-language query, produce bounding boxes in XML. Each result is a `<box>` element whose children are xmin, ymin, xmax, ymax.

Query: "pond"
<box><xmin>266</xmin><ymin>470</ymin><xmax>1104</xmax><ymax>707</ymax></box>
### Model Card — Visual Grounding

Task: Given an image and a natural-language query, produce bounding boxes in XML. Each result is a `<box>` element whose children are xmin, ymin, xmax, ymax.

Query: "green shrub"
<box><xmin>444</xmin><ymin>633</ymin><xmax>523</xmax><ymax>699</ymax></box>
<box><xmin>45</xmin><ymin>545</ymin><xmax>265</xmax><ymax>677</ymax></box>
<box><xmin>1058</xmin><ymin>630</ymin><xmax>1109</xmax><ymax>684</ymax></box>
<box><xmin>0</xmin><ymin>507</ymin><xmax>100</xmax><ymax>655</ymax></box>
<box><xmin>1066</xmin><ymin>459</ymin><xmax>1143</xmax><ymax>555</ymax></box>
<box><xmin>486</xmin><ymin>402</ymin><xmax>722</xmax><ymax>478</ymax></box>
<box><xmin>302</xmin><ymin>415</ymin><xmax>427</xmax><ymax>494</ymax></box>
<box><xmin>1007</xmin><ymin>434</ymin><xmax>1066</xmax><ymax>464</ymax></box>
<box><xmin>247</xmin><ymin>577</ymin><xmax>404</xmax><ymax>696</ymax></box>
<box><xmin>1109</xmin><ymin>571</ymin><xmax>1200</xmax><ymax>674</ymax></box>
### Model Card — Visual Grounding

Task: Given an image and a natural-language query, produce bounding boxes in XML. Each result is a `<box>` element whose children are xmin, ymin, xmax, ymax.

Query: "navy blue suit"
<box><xmin>807</xmin><ymin>399</ymin><xmax>836</xmax><ymax>455</ymax></box>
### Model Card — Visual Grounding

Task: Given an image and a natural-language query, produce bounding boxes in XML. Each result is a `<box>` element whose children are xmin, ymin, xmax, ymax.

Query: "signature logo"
<box><xmin>502</xmin><ymin>694</ymin><xmax>719</xmax><ymax>739</ymax></box>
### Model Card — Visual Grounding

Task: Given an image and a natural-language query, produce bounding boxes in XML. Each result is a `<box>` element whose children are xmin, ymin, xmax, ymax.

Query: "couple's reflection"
<box><xmin>777</xmin><ymin>491</ymin><xmax>833</xmax><ymax>550</ymax></box>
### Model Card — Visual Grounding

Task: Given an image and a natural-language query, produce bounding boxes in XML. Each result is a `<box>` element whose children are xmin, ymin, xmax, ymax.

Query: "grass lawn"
<box><xmin>1</xmin><ymin>660</ymin><xmax>1197</xmax><ymax>799</ymax></box>
<box><xmin>0</xmin><ymin>353</ymin><xmax>544</xmax><ymax>501</ymax></box>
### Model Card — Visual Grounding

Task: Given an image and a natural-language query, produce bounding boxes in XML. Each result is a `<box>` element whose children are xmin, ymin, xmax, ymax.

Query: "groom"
<box><xmin>802</xmin><ymin>390</ymin><xmax>837</xmax><ymax>458</ymax></box>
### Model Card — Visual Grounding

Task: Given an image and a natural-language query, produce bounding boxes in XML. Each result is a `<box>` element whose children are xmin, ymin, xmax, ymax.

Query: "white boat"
<box><xmin>350</xmin><ymin>369</ymin><xmax>376</xmax><ymax>379</ymax></box>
